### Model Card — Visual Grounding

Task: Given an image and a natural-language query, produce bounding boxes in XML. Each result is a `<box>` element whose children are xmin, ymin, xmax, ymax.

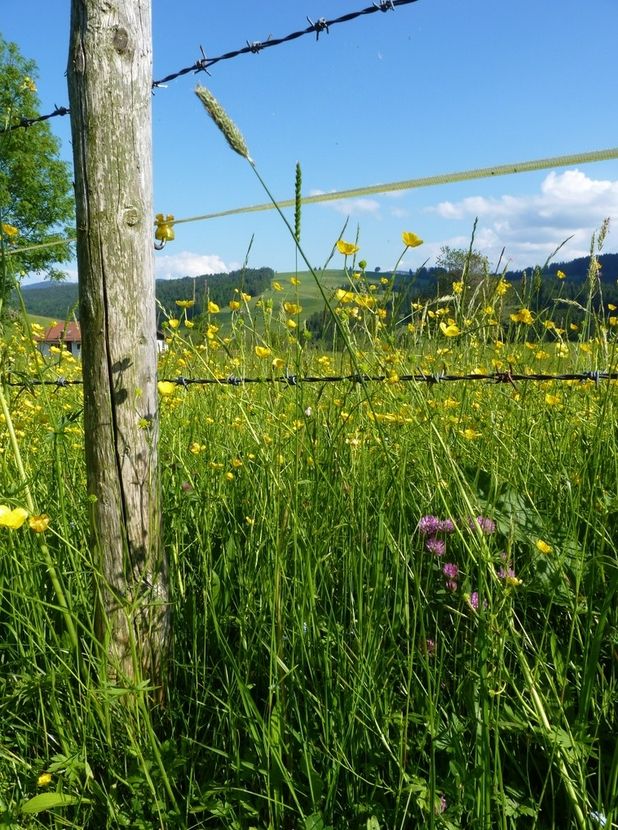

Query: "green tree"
<box><xmin>0</xmin><ymin>35</ymin><xmax>74</xmax><ymax>285</ymax></box>
<box><xmin>435</xmin><ymin>245</ymin><xmax>490</xmax><ymax>286</ymax></box>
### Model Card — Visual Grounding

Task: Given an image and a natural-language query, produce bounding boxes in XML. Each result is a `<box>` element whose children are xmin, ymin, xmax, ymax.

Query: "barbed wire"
<box><xmin>1</xmin><ymin>105</ymin><xmax>70</xmax><ymax>133</ymax></box>
<box><xmin>0</xmin><ymin>0</ymin><xmax>417</xmax><ymax>134</ymax></box>
<box><xmin>5</xmin><ymin>369</ymin><xmax>617</xmax><ymax>391</ymax></box>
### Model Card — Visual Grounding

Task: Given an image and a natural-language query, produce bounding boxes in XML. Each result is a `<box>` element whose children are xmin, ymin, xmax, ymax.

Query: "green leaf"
<box><xmin>20</xmin><ymin>793</ymin><xmax>89</xmax><ymax>814</ymax></box>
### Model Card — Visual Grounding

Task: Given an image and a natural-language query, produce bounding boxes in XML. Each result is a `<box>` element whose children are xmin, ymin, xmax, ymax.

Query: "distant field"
<box><xmin>273</xmin><ymin>269</ymin><xmax>350</xmax><ymax>319</ymax></box>
<box><xmin>27</xmin><ymin>314</ymin><xmax>57</xmax><ymax>328</ymax></box>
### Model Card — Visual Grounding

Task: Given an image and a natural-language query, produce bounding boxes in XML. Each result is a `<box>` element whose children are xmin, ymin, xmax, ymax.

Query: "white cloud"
<box><xmin>154</xmin><ymin>250</ymin><xmax>230</xmax><ymax>279</ymax></box>
<box><xmin>330</xmin><ymin>197</ymin><xmax>381</xmax><ymax>216</ymax></box>
<box><xmin>427</xmin><ymin>169</ymin><xmax>618</xmax><ymax>267</ymax></box>
<box><xmin>309</xmin><ymin>188</ymin><xmax>381</xmax><ymax>217</ymax></box>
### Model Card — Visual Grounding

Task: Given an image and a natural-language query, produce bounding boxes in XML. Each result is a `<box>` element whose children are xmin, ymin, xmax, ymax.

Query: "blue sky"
<box><xmin>3</xmin><ymin>0</ymin><xmax>618</xmax><ymax>280</ymax></box>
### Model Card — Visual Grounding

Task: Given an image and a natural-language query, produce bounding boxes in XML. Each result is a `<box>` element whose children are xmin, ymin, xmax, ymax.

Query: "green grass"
<box><xmin>0</xmin><ymin>284</ymin><xmax>616</xmax><ymax>827</ymax></box>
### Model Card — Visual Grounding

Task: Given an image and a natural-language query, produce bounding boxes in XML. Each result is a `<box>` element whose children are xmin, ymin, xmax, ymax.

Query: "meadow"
<box><xmin>0</xmin><ymin>237</ymin><xmax>617</xmax><ymax>830</ymax></box>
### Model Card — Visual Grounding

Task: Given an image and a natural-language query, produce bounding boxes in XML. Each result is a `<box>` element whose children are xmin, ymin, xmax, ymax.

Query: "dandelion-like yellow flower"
<box><xmin>175</xmin><ymin>299</ymin><xmax>195</xmax><ymax>309</ymax></box>
<box><xmin>0</xmin><ymin>506</ymin><xmax>28</xmax><ymax>529</ymax></box>
<box><xmin>229</xmin><ymin>300</ymin><xmax>241</xmax><ymax>311</ymax></box>
<box><xmin>37</xmin><ymin>773</ymin><xmax>52</xmax><ymax>788</ymax></box>
<box><xmin>272</xmin><ymin>357</ymin><xmax>284</xmax><ymax>370</ymax></box>
<box><xmin>240</xmin><ymin>292</ymin><xmax>252</xmax><ymax>302</ymax></box>
<box><xmin>401</xmin><ymin>231</ymin><xmax>423</xmax><ymax>248</ymax></box>
<box><xmin>29</xmin><ymin>514</ymin><xmax>50</xmax><ymax>533</ymax></box>
<box><xmin>452</xmin><ymin>281</ymin><xmax>464</xmax><ymax>295</ymax></box>
<box><xmin>495</xmin><ymin>279</ymin><xmax>511</xmax><ymax>297</ymax></box>
<box><xmin>207</xmin><ymin>301</ymin><xmax>220</xmax><ymax>314</ymax></box>
<box><xmin>556</xmin><ymin>270</ymin><xmax>566</xmax><ymax>279</ymax></box>
<box><xmin>336</xmin><ymin>239</ymin><xmax>359</xmax><ymax>256</ymax></box>
<box><xmin>167</xmin><ymin>318</ymin><xmax>180</xmax><ymax>330</ymax></box>
<box><xmin>254</xmin><ymin>346</ymin><xmax>272</xmax><ymax>359</ymax></box>
<box><xmin>283</xmin><ymin>302</ymin><xmax>302</xmax><ymax>315</ymax></box>
<box><xmin>536</xmin><ymin>539</ymin><xmax>552</xmax><ymax>554</ymax></box>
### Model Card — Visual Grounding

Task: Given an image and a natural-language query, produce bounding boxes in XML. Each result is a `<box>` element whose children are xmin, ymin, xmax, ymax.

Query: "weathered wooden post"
<box><xmin>67</xmin><ymin>0</ymin><xmax>168</xmax><ymax>689</ymax></box>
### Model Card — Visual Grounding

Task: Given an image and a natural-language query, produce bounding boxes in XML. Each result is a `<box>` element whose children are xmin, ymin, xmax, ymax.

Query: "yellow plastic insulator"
<box><xmin>154</xmin><ymin>213</ymin><xmax>175</xmax><ymax>248</ymax></box>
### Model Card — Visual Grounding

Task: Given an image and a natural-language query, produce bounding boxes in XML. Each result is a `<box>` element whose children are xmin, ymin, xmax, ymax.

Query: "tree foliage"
<box><xmin>0</xmin><ymin>35</ymin><xmax>74</xmax><ymax>280</ymax></box>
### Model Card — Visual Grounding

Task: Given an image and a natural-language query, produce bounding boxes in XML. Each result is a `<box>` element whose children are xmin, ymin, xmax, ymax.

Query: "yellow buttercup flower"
<box><xmin>175</xmin><ymin>299</ymin><xmax>195</xmax><ymax>309</ymax></box>
<box><xmin>272</xmin><ymin>357</ymin><xmax>284</xmax><ymax>370</ymax></box>
<box><xmin>157</xmin><ymin>381</ymin><xmax>176</xmax><ymax>396</ymax></box>
<box><xmin>283</xmin><ymin>302</ymin><xmax>302</xmax><ymax>315</ymax></box>
<box><xmin>254</xmin><ymin>345</ymin><xmax>271</xmax><ymax>359</ymax></box>
<box><xmin>556</xmin><ymin>270</ymin><xmax>566</xmax><ymax>279</ymax></box>
<box><xmin>167</xmin><ymin>318</ymin><xmax>180</xmax><ymax>330</ymax></box>
<box><xmin>440</xmin><ymin>321</ymin><xmax>461</xmax><ymax>337</ymax></box>
<box><xmin>29</xmin><ymin>514</ymin><xmax>50</xmax><ymax>533</ymax></box>
<box><xmin>0</xmin><ymin>506</ymin><xmax>28</xmax><ymax>529</ymax></box>
<box><xmin>37</xmin><ymin>773</ymin><xmax>52</xmax><ymax>788</ymax></box>
<box><xmin>336</xmin><ymin>239</ymin><xmax>359</xmax><ymax>256</ymax></box>
<box><xmin>536</xmin><ymin>539</ymin><xmax>552</xmax><ymax>554</ymax></box>
<box><xmin>272</xmin><ymin>281</ymin><xmax>284</xmax><ymax>292</ymax></box>
<box><xmin>510</xmin><ymin>308</ymin><xmax>534</xmax><ymax>325</ymax></box>
<box><xmin>1</xmin><ymin>223</ymin><xmax>19</xmax><ymax>239</ymax></box>
<box><xmin>290</xmin><ymin>277</ymin><xmax>301</xmax><ymax>285</ymax></box>
<box><xmin>207</xmin><ymin>301</ymin><xmax>220</xmax><ymax>314</ymax></box>
<box><xmin>229</xmin><ymin>300</ymin><xmax>241</xmax><ymax>311</ymax></box>
<box><xmin>335</xmin><ymin>289</ymin><xmax>355</xmax><ymax>304</ymax></box>
<box><xmin>401</xmin><ymin>231</ymin><xmax>423</xmax><ymax>248</ymax></box>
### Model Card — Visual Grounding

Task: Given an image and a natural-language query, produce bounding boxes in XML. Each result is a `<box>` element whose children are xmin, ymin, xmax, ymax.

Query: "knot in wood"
<box><xmin>113</xmin><ymin>27</ymin><xmax>129</xmax><ymax>54</ymax></box>
<box><xmin>123</xmin><ymin>206</ymin><xmax>140</xmax><ymax>226</ymax></box>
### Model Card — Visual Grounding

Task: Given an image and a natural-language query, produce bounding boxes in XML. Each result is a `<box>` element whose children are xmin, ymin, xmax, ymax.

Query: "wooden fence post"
<box><xmin>67</xmin><ymin>0</ymin><xmax>169</xmax><ymax>689</ymax></box>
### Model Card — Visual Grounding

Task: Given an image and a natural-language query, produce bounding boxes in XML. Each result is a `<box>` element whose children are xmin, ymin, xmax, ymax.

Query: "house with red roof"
<box><xmin>38</xmin><ymin>322</ymin><xmax>82</xmax><ymax>358</ymax></box>
<box><xmin>37</xmin><ymin>322</ymin><xmax>167</xmax><ymax>358</ymax></box>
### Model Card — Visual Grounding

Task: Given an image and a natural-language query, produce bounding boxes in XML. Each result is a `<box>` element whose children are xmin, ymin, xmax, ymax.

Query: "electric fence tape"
<box><xmin>5</xmin><ymin>146</ymin><xmax>618</xmax><ymax>256</ymax></box>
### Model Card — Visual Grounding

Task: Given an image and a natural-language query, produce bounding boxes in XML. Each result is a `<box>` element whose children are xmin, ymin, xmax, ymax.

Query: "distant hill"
<box><xmin>14</xmin><ymin>254</ymin><xmax>618</xmax><ymax>324</ymax></box>
<box><xmin>17</xmin><ymin>268</ymin><xmax>275</xmax><ymax>322</ymax></box>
